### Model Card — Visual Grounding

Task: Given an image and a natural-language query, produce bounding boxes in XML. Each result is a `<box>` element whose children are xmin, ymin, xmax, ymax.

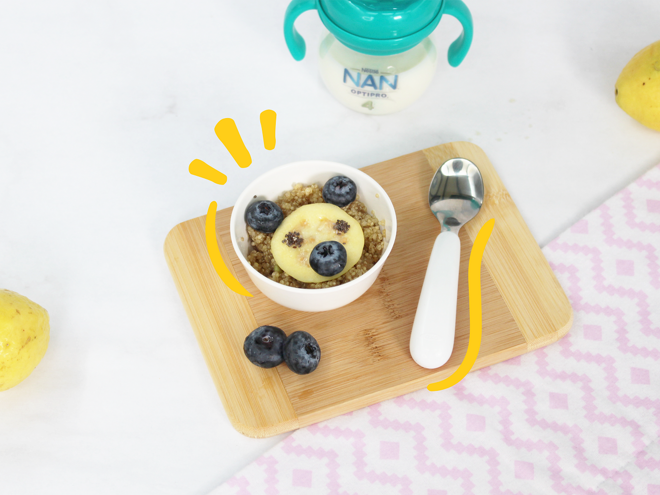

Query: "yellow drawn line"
<box><xmin>260</xmin><ymin>110</ymin><xmax>277</xmax><ymax>150</ymax></box>
<box><xmin>215</xmin><ymin>118</ymin><xmax>252</xmax><ymax>168</ymax></box>
<box><xmin>189</xmin><ymin>159</ymin><xmax>227</xmax><ymax>185</ymax></box>
<box><xmin>427</xmin><ymin>218</ymin><xmax>495</xmax><ymax>391</ymax></box>
<box><xmin>205</xmin><ymin>201</ymin><xmax>253</xmax><ymax>297</ymax></box>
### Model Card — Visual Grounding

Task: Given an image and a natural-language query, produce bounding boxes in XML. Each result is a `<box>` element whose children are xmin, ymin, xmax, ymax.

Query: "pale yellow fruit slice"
<box><xmin>271</xmin><ymin>203</ymin><xmax>364</xmax><ymax>283</ymax></box>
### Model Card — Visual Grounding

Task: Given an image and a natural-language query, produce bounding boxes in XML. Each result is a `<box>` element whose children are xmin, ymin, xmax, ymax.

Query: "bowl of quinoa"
<box><xmin>229</xmin><ymin>161</ymin><xmax>397</xmax><ymax>312</ymax></box>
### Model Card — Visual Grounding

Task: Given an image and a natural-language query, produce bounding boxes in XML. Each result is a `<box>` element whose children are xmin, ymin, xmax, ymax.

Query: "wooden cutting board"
<box><xmin>164</xmin><ymin>141</ymin><xmax>573</xmax><ymax>438</ymax></box>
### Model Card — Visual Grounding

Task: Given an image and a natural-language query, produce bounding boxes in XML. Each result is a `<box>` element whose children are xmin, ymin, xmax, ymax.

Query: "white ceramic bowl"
<box><xmin>230</xmin><ymin>161</ymin><xmax>397</xmax><ymax>312</ymax></box>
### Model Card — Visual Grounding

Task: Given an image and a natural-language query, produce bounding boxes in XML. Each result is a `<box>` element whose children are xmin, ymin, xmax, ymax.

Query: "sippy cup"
<box><xmin>284</xmin><ymin>0</ymin><xmax>473</xmax><ymax>115</ymax></box>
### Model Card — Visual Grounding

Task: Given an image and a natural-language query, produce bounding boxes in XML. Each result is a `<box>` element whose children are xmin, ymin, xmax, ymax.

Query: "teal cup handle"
<box><xmin>284</xmin><ymin>0</ymin><xmax>317</xmax><ymax>61</ymax></box>
<box><xmin>443</xmin><ymin>0</ymin><xmax>473</xmax><ymax>67</ymax></box>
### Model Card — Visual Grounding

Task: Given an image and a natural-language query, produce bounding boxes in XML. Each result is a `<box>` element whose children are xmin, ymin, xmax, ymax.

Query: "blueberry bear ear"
<box><xmin>323</xmin><ymin>176</ymin><xmax>357</xmax><ymax>207</ymax></box>
<box><xmin>245</xmin><ymin>200</ymin><xmax>283</xmax><ymax>233</ymax></box>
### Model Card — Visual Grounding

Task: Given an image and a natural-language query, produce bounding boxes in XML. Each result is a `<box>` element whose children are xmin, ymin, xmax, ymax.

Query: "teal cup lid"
<box><xmin>284</xmin><ymin>0</ymin><xmax>473</xmax><ymax>65</ymax></box>
<box><xmin>321</xmin><ymin>0</ymin><xmax>443</xmax><ymax>40</ymax></box>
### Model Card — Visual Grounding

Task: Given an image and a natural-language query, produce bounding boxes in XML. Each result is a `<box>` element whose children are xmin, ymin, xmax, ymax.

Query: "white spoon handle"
<box><xmin>410</xmin><ymin>230</ymin><xmax>461</xmax><ymax>369</ymax></box>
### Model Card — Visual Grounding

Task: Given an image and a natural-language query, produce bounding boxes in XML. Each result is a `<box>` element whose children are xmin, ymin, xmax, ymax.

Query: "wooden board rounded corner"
<box><xmin>556</xmin><ymin>306</ymin><xmax>574</xmax><ymax>340</ymax></box>
<box><xmin>525</xmin><ymin>305</ymin><xmax>574</xmax><ymax>352</ymax></box>
<box><xmin>164</xmin><ymin>220</ymin><xmax>185</xmax><ymax>261</ymax></box>
<box><xmin>226</xmin><ymin>406</ymin><xmax>300</xmax><ymax>439</ymax></box>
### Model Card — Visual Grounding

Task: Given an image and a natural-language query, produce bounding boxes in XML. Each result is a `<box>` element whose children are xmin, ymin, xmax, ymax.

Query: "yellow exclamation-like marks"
<box><xmin>260</xmin><ymin>110</ymin><xmax>277</xmax><ymax>150</ymax></box>
<box><xmin>427</xmin><ymin>218</ymin><xmax>495</xmax><ymax>391</ymax></box>
<box><xmin>215</xmin><ymin>118</ymin><xmax>252</xmax><ymax>168</ymax></box>
<box><xmin>191</xmin><ymin>111</ymin><xmax>277</xmax><ymax>297</ymax></box>
<box><xmin>189</xmin><ymin>159</ymin><xmax>227</xmax><ymax>185</ymax></box>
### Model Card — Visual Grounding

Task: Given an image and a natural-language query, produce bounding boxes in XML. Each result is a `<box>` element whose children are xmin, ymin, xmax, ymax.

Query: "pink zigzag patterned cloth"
<box><xmin>211</xmin><ymin>164</ymin><xmax>660</xmax><ymax>495</ymax></box>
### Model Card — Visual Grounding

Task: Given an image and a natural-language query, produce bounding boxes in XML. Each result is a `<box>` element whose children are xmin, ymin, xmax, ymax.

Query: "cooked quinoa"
<box><xmin>246</xmin><ymin>183</ymin><xmax>385</xmax><ymax>289</ymax></box>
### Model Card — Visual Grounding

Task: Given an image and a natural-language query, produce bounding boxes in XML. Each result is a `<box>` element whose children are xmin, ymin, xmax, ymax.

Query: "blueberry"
<box><xmin>245</xmin><ymin>200</ymin><xmax>283</xmax><ymax>233</ymax></box>
<box><xmin>243</xmin><ymin>326</ymin><xmax>286</xmax><ymax>368</ymax></box>
<box><xmin>309</xmin><ymin>241</ymin><xmax>347</xmax><ymax>277</ymax></box>
<box><xmin>283</xmin><ymin>331</ymin><xmax>321</xmax><ymax>375</ymax></box>
<box><xmin>323</xmin><ymin>176</ymin><xmax>357</xmax><ymax>207</ymax></box>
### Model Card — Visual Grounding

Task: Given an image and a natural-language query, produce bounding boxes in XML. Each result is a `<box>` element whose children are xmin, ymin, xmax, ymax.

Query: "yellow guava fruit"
<box><xmin>615</xmin><ymin>40</ymin><xmax>660</xmax><ymax>131</ymax></box>
<box><xmin>0</xmin><ymin>289</ymin><xmax>50</xmax><ymax>391</ymax></box>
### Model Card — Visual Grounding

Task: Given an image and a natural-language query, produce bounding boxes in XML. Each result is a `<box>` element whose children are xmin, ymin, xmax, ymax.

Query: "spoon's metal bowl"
<box><xmin>429</xmin><ymin>158</ymin><xmax>484</xmax><ymax>233</ymax></box>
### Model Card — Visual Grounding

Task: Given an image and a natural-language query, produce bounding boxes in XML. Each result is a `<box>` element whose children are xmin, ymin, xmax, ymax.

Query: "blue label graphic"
<box><xmin>343</xmin><ymin>69</ymin><xmax>398</xmax><ymax>91</ymax></box>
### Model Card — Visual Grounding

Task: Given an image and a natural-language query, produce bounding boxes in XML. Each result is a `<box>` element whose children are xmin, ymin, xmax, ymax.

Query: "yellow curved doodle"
<box><xmin>205</xmin><ymin>201</ymin><xmax>253</xmax><ymax>297</ymax></box>
<box><xmin>427</xmin><ymin>218</ymin><xmax>495</xmax><ymax>391</ymax></box>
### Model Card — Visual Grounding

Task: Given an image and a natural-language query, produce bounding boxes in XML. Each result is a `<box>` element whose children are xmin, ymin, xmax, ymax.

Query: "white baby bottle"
<box><xmin>284</xmin><ymin>0</ymin><xmax>473</xmax><ymax>115</ymax></box>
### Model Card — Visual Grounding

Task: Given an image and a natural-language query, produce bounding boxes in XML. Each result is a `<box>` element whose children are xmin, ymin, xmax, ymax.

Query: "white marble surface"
<box><xmin>1</xmin><ymin>0</ymin><xmax>659</xmax><ymax>493</ymax></box>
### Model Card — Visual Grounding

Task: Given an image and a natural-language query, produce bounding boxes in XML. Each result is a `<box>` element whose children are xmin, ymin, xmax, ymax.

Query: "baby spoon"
<box><xmin>410</xmin><ymin>158</ymin><xmax>484</xmax><ymax>369</ymax></box>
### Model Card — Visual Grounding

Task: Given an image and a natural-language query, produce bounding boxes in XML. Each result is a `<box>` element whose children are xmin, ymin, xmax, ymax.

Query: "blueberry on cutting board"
<box><xmin>245</xmin><ymin>200</ymin><xmax>283</xmax><ymax>233</ymax></box>
<box><xmin>243</xmin><ymin>326</ymin><xmax>287</xmax><ymax>368</ymax></box>
<box><xmin>283</xmin><ymin>331</ymin><xmax>321</xmax><ymax>375</ymax></box>
<box><xmin>322</xmin><ymin>176</ymin><xmax>357</xmax><ymax>207</ymax></box>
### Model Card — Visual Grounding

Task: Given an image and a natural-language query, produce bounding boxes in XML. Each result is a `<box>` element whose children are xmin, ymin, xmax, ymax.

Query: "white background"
<box><xmin>1</xmin><ymin>0</ymin><xmax>659</xmax><ymax>493</ymax></box>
